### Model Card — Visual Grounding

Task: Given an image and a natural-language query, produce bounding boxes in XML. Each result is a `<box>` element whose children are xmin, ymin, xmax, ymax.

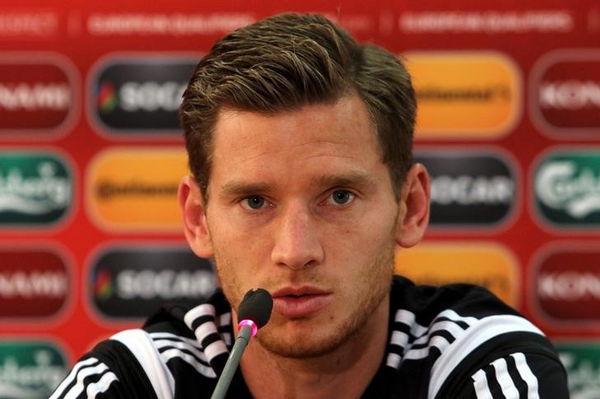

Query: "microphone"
<box><xmin>210</xmin><ymin>288</ymin><xmax>273</xmax><ymax>399</ymax></box>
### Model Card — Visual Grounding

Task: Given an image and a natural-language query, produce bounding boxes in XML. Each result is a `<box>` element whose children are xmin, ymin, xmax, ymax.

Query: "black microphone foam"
<box><xmin>237</xmin><ymin>288</ymin><xmax>273</xmax><ymax>328</ymax></box>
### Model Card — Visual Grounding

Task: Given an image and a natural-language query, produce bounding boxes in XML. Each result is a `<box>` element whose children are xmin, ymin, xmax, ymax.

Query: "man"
<box><xmin>51</xmin><ymin>13</ymin><xmax>568</xmax><ymax>399</ymax></box>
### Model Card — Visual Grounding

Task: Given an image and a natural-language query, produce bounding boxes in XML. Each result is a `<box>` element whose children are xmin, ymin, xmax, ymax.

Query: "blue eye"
<box><xmin>331</xmin><ymin>190</ymin><xmax>354</xmax><ymax>205</ymax></box>
<box><xmin>242</xmin><ymin>196</ymin><xmax>266</xmax><ymax>210</ymax></box>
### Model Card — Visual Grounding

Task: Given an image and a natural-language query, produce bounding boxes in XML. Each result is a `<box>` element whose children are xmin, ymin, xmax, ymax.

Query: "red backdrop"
<box><xmin>0</xmin><ymin>0</ymin><xmax>599</xmax><ymax>396</ymax></box>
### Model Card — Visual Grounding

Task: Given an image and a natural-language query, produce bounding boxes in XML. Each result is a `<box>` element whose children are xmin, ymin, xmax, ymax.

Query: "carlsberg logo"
<box><xmin>535</xmin><ymin>152</ymin><xmax>600</xmax><ymax>225</ymax></box>
<box><xmin>0</xmin><ymin>342</ymin><xmax>67</xmax><ymax>398</ymax></box>
<box><xmin>536</xmin><ymin>162</ymin><xmax>600</xmax><ymax>218</ymax></box>
<box><xmin>0</xmin><ymin>153</ymin><xmax>72</xmax><ymax>225</ymax></box>
<box><xmin>556</xmin><ymin>344</ymin><xmax>600</xmax><ymax>399</ymax></box>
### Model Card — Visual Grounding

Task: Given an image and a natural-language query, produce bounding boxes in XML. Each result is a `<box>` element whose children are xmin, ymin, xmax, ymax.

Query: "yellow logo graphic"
<box><xmin>87</xmin><ymin>148</ymin><xmax>188</xmax><ymax>231</ymax></box>
<box><xmin>404</xmin><ymin>52</ymin><xmax>521</xmax><ymax>139</ymax></box>
<box><xmin>395</xmin><ymin>242</ymin><xmax>519</xmax><ymax>306</ymax></box>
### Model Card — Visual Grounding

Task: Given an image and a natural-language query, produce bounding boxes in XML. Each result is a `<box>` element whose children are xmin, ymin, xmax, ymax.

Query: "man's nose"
<box><xmin>270</xmin><ymin>203</ymin><xmax>324</xmax><ymax>270</ymax></box>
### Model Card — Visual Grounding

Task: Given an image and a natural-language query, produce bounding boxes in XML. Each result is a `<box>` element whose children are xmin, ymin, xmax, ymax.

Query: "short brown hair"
<box><xmin>180</xmin><ymin>13</ymin><xmax>415</xmax><ymax>199</ymax></box>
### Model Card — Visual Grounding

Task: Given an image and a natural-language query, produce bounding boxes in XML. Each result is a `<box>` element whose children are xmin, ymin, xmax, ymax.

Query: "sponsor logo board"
<box><xmin>0</xmin><ymin>151</ymin><xmax>74</xmax><ymax>227</ymax></box>
<box><xmin>532</xmin><ymin>245</ymin><xmax>600</xmax><ymax>323</ymax></box>
<box><xmin>556</xmin><ymin>342</ymin><xmax>600</xmax><ymax>399</ymax></box>
<box><xmin>395</xmin><ymin>242</ymin><xmax>519</xmax><ymax>306</ymax></box>
<box><xmin>533</xmin><ymin>149</ymin><xmax>600</xmax><ymax>228</ymax></box>
<box><xmin>0</xmin><ymin>248</ymin><xmax>71</xmax><ymax>319</ymax></box>
<box><xmin>86</xmin><ymin>148</ymin><xmax>187</xmax><ymax>231</ymax></box>
<box><xmin>0</xmin><ymin>53</ymin><xmax>78</xmax><ymax>136</ymax></box>
<box><xmin>0</xmin><ymin>339</ymin><xmax>68</xmax><ymax>398</ymax></box>
<box><xmin>531</xmin><ymin>50</ymin><xmax>600</xmax><ymax>137</ymax></box>
<box><xmin>416</xmin><ymin>149</ymin><xmax>517</xmax><ymax>228</ymax></box>
<box><xmin>404</xmin><ymin>52</ymin><xmax>520</xmax><ymax>139</ymax></box>
<box><xmin>89</xmin><ymin>55</ymin><xmax>196</xmax><ymax>134</ymax></box>
<box><xmin>88</xmin><ymin>245</ymin><xmax>217</xmax><ymax>320</ymax></box>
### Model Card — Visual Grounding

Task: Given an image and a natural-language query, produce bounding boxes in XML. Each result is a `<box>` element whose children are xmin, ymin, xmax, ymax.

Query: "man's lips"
<box><xmin>271</xmin><ymin>286</ymin><xmax>332</xmax><ymax>318</ymax></box>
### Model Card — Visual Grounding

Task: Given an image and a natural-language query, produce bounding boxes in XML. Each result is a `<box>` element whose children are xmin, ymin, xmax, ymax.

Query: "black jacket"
<box><xmin>50</xmin><ymin>276</ymin><xmax>569</xmax><ymax>399</ymax></box>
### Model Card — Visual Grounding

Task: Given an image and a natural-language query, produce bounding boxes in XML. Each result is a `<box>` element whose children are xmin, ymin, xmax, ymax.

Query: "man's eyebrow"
<box><xmin>313</xmin><ymin>172</ymin><xmax>373</xmax><ymax>189</ymax></box>
<box><xmin>219</xmin><ymin>172</ymin><xmax>373</xmax><ymax>198</ymax></box>
<box><xmin>220</xmin><ymin>181</ymin><xmax>272</xmax><ymax>198</ymax></box>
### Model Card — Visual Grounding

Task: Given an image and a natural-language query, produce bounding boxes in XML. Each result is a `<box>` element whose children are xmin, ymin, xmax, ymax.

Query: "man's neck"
<box><xmin>239</xmin><ymin>295</ymin><xmax>390</xmax><ymax>399</ymax></box>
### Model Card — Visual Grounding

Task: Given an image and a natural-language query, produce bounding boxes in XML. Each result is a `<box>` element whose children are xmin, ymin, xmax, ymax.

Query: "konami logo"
<box><xmin>0</xmin><ymin>248</ymin><xmax>71</xmax><ymax>319</ymax></box>
<box><xmin>532</xmin><ymin>245</ymin><xmax>600</xmax><ymax>323</ymax></box>
<box><xmin>530</xmin><ymin>50</ymin><xmax>600</xmax><ymax>136</ymax></box>
<box><xmin>0</xmin><ymin>53</ymin><xmax>77</xmax><ymax>134</ymax></box>
<box><xmin>540</xmin><ymin>81</ymin><xmax>600</xmax><ymax>110</ymax></box>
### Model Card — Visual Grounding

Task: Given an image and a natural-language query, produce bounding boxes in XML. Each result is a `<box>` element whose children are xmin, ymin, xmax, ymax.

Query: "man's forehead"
<box><xmin>204</xmin><ymin>92</ymin><xmax>388</xmax><ymax>193</ymax></box>
<box><xmin>212</xmin><ymin>97</ymin><xmax>374</xmax><ymax>153</ymax></box>
<box><xmin>215</xmin><ymin>93</ymin><xmax>373</xmax><ymax>132</ymax></box>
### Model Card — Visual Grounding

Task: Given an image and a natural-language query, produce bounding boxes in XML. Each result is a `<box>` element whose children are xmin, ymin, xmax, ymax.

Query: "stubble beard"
<box><xmin>254</xmin><ymin>247</ymin><xmax>395</xmax><ymax>359</ymax></box>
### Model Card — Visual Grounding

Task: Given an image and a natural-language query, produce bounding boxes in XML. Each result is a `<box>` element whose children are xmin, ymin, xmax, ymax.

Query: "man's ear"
<box><xmin>395</xmin><ymin>163</ymin><xmax>430</xmax><ymax>248</ymax></box>
<box><xmin>178</xmin><ymin>175</ymin><xmax>214</xmax><ymax>258</ymax></box>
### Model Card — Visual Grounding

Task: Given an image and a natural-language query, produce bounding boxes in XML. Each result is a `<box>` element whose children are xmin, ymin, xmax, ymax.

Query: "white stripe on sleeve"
<box><xmin>183</xmin><ymin>304</ymin><xmax>215</xmax><ymax>328</ymax></box>
<box><xmin>471</xmin><ymin>369</ymin><xmax>493</xmax><ymax>399</ymax></box>
<box><xmin>386</xmin><ymin>352</ymin><xmax>402</xmax><ymax>369</ymax></box>
<box><xmin>511</xmin><ymin>352</ymin><xmax>540</xmax><ymax>399</ymax></box>
<box><xmin>49</xmin><ymin>357</ymin><xmax>100</xmax><ymax>399</ymax></box>
<box><xmin>85</xmin><ymin>371</ymin><xmax>119</xmax><ymax>399</ymax></box>
<box><xmin>160</xmin><ymin>348</ymin><xmax>217</xmax><ymax>378</ymax></box>
<box><xmin>428</xmin><ymin>314</ymin><xmax>544</xmax><ymax>399</ymax></box>
<box><xmin>404</xmin><ymin>335</ymin><xmax>453</xmax><ymax>360</ymax></box>
<box><xmin>491</xmin><ymin>357</ymin><xmax>519</xmax><ymax>398</ymax></box>
<box><xmin>112</xmin><ymin>329</ymin><xmax>174</xmax><ymax>399</ymax></box>
<box><xmin>63</xmin><ymin>362</ymin><xmax>110</xmax><ymax>399</ymax></box>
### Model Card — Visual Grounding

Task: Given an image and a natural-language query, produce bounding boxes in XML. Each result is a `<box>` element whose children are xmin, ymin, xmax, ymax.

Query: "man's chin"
<box><xmin>256</xmin><ymin>328</ymin><xmax>346</xmax><ymax>359</ymax></box>
<box><xmin>253</xmin><ymin>314</ymin><xmax>357</xmax><ymax>359</ymax></box>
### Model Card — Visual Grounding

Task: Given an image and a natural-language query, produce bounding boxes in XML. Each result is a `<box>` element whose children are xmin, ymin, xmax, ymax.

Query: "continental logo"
<box><xmin>86</xmin><ymin>148</ymin><xmax>187</xmax><ymax>231</ymax></box>
<box><xmin>533</xmin><ymin>149</ymin><xmax>600</xmax><ymax>228</ymax></box>
<box><xmin>88</xmin><ymin>245</ymin><xmax>216</xmax><ymax>320</ymax></box>
<box><xmin>0</xmin><ymin>53</ymin><xmax>78</xmax><ymax>135</ymax></box>
<box><xmin>0</xmin><ymin>151</ymin><xmax>74</xmax><ymax>227</ymax></box>
<box><xmin>89</xmin><ymin>55</ymin><xmax>196</xmax><ymax>134</ymax></box>
<box><xmin>556</xmin><ymin>343</ymin><xmax>600</xmax><ymax>397</ymax></box>
<box><xmin>416</xmin><ymin>149</ymin><xmax>517</xmax><ymax>228</ymax></box>
<box><xmin>395</xmin><ymin>242</ymin><xmax>519</xmax><ymax>306</ymax></box>
<box><xmin>530</xmin><ymin>50</ymin><xmax>600</xmax><ymax>136</ymax></box>
<box><xmin>0</xmin><ymin>339</ymin><xmax>68</xmax><ymax>398</ymax></box>
<box><xmin>0</xmin><ymin>247</ymin><xmax>71</xmax><ymax>319</ymax></box>
<box><xmin>404</xmin><ymin>52</ymin><xmax>520</xmax><ymax>139</ymax></box>
<box><xmin>531</xmin><ymin>244</ymin><xmax>600</xmax><ymax>323</ymax></box>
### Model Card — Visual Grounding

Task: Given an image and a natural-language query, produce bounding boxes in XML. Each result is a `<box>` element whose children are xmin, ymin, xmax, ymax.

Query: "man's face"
<box><xmin>198</xmin><ymin>93</ymin><xmax>402</xmax><ymax>358</ymax></box>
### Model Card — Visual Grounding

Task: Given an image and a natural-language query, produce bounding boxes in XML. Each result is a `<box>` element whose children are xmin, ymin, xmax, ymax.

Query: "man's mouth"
<box><xmin>271</xmin><ymin>287</ymin><xmax>332</xmax><ymax>318</ymax></box>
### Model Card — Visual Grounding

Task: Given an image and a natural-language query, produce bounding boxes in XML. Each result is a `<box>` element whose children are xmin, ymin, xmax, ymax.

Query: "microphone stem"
<box><xmin>210</xmin><ymin>325</ymin><xmax>253</xmax><ymax>399</ymax></box>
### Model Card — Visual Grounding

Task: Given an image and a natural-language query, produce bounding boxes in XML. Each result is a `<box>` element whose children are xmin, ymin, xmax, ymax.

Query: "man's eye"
<box><xmin>242</xmin><ymin>196</ymin><xmax>266</xmax><ymax>210</ymax></box>
<box><xmin>330</xmin><ymin>190</ymin><xmax>354</xmax><ymax>205</ymax></box>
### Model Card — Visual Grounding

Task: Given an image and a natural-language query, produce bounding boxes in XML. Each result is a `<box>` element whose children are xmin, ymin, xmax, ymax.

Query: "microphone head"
<box><xmin>237</xmin><ymin>288</ymin><xmax>273</xmax><ymax>329</ymax></box>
